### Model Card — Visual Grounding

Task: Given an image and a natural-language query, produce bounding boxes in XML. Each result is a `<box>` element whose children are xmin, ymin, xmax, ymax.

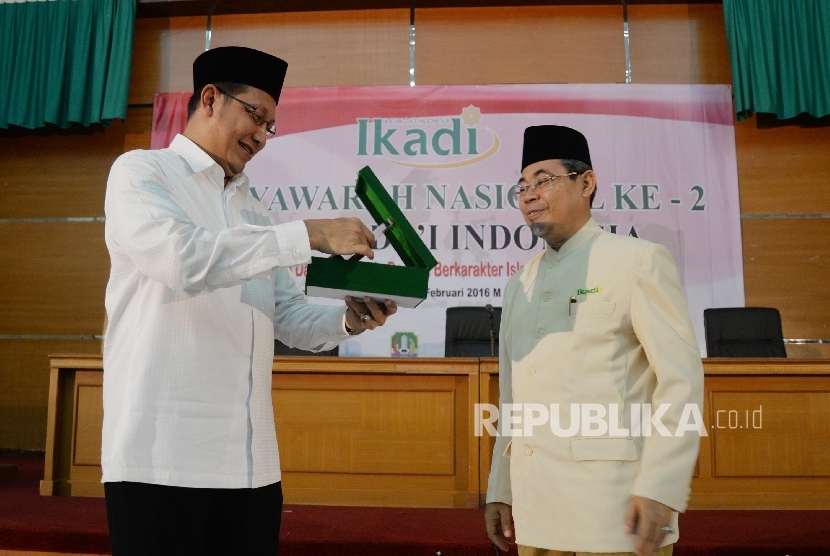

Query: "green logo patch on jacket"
<box><xmin>577</xmin><ymin>286</ymin><xmax>603</xmax><ymax>296</ymax></box>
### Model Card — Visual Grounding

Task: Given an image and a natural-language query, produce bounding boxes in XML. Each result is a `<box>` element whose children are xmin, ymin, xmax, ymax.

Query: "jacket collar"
<box><xmin>544</xmin><ymin>218</ymin><xmax>602</xmax><ymax>261</ymax></box>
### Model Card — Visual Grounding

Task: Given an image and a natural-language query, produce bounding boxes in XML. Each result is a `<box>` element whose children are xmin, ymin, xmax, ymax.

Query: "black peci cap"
<box><xmin>193</xmin><ymin>46</ymin><xmax>288</xmax><ymax>105</ymax></box>
<box><xmin>521</xmin><ymin>125</ymin><xmax>592</xmax><ymax>171</ymax></box>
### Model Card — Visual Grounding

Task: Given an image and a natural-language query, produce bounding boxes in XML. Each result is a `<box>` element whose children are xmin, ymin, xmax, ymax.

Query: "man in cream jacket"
<box><xmin>485</xmin><ymin>125</ymin><xmax>704</xmax><ymax>556</ymax></box>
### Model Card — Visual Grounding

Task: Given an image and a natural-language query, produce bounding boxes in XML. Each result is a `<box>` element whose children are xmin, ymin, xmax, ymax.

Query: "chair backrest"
<box><xmin>274</xmin><ymin>339</ymin><xmax>339</xmax><ymax>357</ymax></box>
<box><xmin>444</xmin><ymin>306</ymin><xmax>501</xmax><ymax>357</ymax></box>
<box><xmin>703</xmin><ymin>307</ymin><xmax>786</xmax><ymax>358</ymax></box>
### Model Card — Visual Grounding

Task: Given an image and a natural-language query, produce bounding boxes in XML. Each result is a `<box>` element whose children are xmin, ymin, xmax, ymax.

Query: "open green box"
<box><xmin>304</xmin><ymin>166</ymin><xmax>438</xmax><ymax>308</ymax></box>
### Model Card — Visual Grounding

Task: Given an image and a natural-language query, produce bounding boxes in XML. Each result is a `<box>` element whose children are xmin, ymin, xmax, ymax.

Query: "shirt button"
<box><xmin>524</xmin><ymin>446</ymin><xmax>533</xmax><ymax>456</ymax></box>
<box><xmin>535</xmin><ymin>329</ymin><xmax>543</xmax><ymax>338</ymax></box>
<box><xmin>542</xmin><ymin>293</ymin><xmax>552</xmax><ymax>302</ymax></box>
<box><xmin>292</xmin><ymin>250</ymin><xmax>300</xmax><ymax>259</ymax></box>
<box><xmin>527</xmin><ymin>367</ymin><xmax>536</xmax><ymax>376</ymax></box>
<box><xmin>550</xmin><ymin>261</ymin><xmax>560</xmax><ymax>268</ymax></box>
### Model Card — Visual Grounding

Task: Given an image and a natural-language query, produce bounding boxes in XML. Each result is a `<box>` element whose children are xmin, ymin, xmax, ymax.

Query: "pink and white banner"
<box><xmin>152</xmin><ymin>84</ymin><xmax>744</xmax><ymax>357</ymax></box>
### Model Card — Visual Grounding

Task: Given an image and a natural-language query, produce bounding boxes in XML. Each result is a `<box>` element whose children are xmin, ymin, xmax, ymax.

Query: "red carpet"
<box><xmin>1</xmin><ymin>455</ymin><xmax>828</xmax><ymax>555</ymax></box>
<box><xmin>0</xmin><ymin>455</ymin><xmax>109</xmax><ymax>554</ymax></box>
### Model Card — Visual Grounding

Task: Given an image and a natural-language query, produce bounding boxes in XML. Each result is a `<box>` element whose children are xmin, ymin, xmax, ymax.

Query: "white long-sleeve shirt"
<box><xmin>102</xmin><ymin>134</ymin><xmax>349</xmax><ymax>488</ymax></box>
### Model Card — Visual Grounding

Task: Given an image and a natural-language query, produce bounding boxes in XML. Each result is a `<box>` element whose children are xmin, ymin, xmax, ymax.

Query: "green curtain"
<box><xmin>0</xmin><ymin>0</ymin><xmax>135</xmax><ymax>130</ymax></box>
<box><xmin>724</xmin><ymin>0</ymin><xmax>830</xmax><ymax>121</ymax></box>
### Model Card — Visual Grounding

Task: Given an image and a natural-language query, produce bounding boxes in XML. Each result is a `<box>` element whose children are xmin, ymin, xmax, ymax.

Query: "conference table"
<box><xmin>41</xmin><ymin>355</ymin><xmax>830</xmax><ymax>510</ymax></box>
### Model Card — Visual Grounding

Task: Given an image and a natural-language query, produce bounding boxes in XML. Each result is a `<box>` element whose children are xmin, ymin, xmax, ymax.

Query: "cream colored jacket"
<box><xmin>486</xmin><ymin>219</ymin><xmax>704</xmax><ymax>552</ymax></box>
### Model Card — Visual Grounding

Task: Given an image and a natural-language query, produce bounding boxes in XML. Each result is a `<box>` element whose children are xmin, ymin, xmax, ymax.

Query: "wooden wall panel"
<box><xmin>129</xmin><ymin>17</ymin><xmax>170</xmax><ymax>105</ymax></box>
<box><xmin>123</xmin><ymin>107</ymin><xmax>154</xmax><ymax>152</ymax></box>
<box><xmin>416</xmin><ymin>6</ymin><xmax>626</xmax><ymax>85</ymax></box>
<box><xmin>0</xmin><ymin>340</ymin><xmax>100</xmax><ymax>450</ymax></box>
<box><xmin>628</xmin><ymin>4</ymin><xmax>731</xmax><ymax>84</ymax></box>
<box><xmin>0</xmin><ymin>223</ymin><xmax>108</xmax><ymax>335</ymax></box>
<box><xmin>0</xmin><ymin>130</ymin><xmax>113</xmax><ymax>220</ymax></box>
<box><xmin>735</xmin><ymin>118</ymin><xmax>830</xmax><ymax>215</ymax></box>
<box><xmin>218</xmin><ymin>11</ymin><xmax>411</xmax><ymax>88</ymax></box>
<box><xmin>136</xmin><ymin>10</ymin><xmax>411</xmax><ymax>95</ymax></box>
<box><xmin>0</xmin><ymin>108</ymin><xmax>151</xmax><ymax>219</ymax></box>
<box><xmin>742</xmin><ymin>218</ymin><xmax>830</xmax><ymax>339</ymax></box>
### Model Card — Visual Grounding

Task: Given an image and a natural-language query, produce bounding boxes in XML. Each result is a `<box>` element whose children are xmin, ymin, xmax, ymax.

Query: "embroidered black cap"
<box><xmin>193</xmin><ymin>46</ymin><xmax>288</xmax><ymax>105</ymax></box>
<box><xmin>521</xmin><ymin>125</ymin><xmax>592</xmax><ymax>171</ymax></box>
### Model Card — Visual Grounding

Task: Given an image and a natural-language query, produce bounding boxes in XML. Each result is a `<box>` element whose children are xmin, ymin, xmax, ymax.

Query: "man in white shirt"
<box><xmin>102</xmin><ymin>46</ymin><xmax>396</xmax><ymax>555</ymax></box>
<box><xmin>484</xmin><ymin>126</ymin><xmax>703</xmax><ymax>556</ymax></box>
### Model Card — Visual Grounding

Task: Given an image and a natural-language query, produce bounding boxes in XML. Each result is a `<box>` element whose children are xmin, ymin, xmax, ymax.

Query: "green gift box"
<box><xmin>304</xmin><ymin>166</ymin><xmax>438</xmax><ymax>308</ymax></box>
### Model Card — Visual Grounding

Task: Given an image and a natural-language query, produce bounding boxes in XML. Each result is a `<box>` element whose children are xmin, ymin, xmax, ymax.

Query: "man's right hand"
<box><xmin>485</xmin><ymin>502</ymin><xmax>515</xmax><ymax>552</ymax></box>
<box><xmin>304</xmin><ymin>218</ymin><xmax>375</xmax><ymax>259</ymax></box>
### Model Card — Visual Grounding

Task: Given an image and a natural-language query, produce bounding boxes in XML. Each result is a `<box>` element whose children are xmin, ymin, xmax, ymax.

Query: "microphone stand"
<box><xmin>486</xmin><ymin>304</ymin><xmax>495</xmax><ymax>357</ymax></box>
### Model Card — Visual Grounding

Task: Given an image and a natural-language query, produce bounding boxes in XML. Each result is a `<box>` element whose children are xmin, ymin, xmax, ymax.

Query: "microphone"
<box><xmin>485</xmin><ymin>304</ymin><xmax>496</xmax><ymax>357</ymax></box>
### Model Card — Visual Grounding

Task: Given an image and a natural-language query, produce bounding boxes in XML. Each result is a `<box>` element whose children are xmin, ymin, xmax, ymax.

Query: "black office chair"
<box><xmin>703</xmin><ymin>307</ymin><xmax>786</xmax><ymax>358</ymax></box>
<box><xmin>444</xmin><ymin>306</ymin><xmax>501</xmax><ymax>357</ymax></box>
<box><xmin>274</xmin><ymin>339</ymin><xmax>339</xmax><ymax>357</ymax></box>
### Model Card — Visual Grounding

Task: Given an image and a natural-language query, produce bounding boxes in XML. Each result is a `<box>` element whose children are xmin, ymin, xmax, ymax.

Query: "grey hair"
<box><xmin>560</xmin><ymin>159</ymin><xmax>595</xmax><ymax>205</ymax></box>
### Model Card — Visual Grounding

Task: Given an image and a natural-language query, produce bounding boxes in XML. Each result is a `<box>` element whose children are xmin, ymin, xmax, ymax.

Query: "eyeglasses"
<box><xmin>214</xmin><ymin>85</ymin><xmax>276</xmax><ymax>137</ymax></box>
<box><xmin>509</xmin><ymin>172</ymin><xmax>578</xmax><ymax>201</ymax></box>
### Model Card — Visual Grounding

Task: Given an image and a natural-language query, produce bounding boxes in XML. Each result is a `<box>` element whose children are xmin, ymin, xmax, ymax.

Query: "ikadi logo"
<box><xmin>356</xmin><ymin>105</ymin><xmax>499</xmax><ymax>169</ymax></box>
<box><xmin>577</xmin><ymin>286</ymin><xmax>603</xmax><ymax>296</ymax></box>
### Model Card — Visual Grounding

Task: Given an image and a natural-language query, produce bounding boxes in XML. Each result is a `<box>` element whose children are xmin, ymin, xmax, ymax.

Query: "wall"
<box><xmin>0</xmin><ymin>4</ymin><xmax>827</xmax><ymax>450</ymax></box>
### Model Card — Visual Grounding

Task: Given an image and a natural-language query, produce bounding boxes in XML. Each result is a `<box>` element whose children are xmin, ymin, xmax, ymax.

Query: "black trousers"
<box><xmin>105</xmin><ymin>480</ymin><xmax>283</xmax><ymax>556</ymax></box>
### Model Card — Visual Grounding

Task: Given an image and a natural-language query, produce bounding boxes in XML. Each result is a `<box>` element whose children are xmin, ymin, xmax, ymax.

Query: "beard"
<box><xmin>530</xmin><ymin>223</ymin><xmax>551</xmax><ymax>237</ymax></box>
